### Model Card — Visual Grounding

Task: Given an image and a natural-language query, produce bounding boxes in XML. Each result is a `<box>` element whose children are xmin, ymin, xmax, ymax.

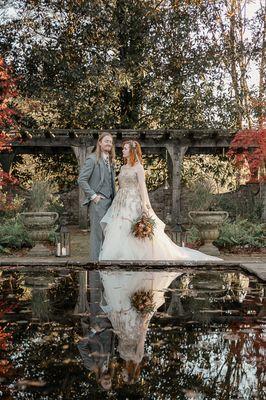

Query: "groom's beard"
<box><xmin>101</xmin><ymin>149</ymin><xmax>113</xmax><ymax>156</ymax></box>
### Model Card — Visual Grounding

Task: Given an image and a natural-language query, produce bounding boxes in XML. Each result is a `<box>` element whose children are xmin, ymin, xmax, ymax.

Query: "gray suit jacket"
<box><xmin>77</xmin><ymin>320</ymin><xmax>115</xmax><ymax>373</ymax></box>
<box><xmin>78</xmin><ymin>153</ymin><xmax>116</xmax><ymax>206</ymax></box>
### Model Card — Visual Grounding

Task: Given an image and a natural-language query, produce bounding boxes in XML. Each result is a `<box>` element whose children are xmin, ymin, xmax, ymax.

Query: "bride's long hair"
<box><xmin>95</xmin><ymin>132</ymin><xmax>116</xmax><ymax>164</ymax></box>
<box><xmin>123</xmin><ymin>360</ymin><xmax>141</xmax><ymax>384</ymax></box>
<box><xmin>122</xmin><ymin>140</ymin><xmax>143</xmax><ymax>166</ymax></box>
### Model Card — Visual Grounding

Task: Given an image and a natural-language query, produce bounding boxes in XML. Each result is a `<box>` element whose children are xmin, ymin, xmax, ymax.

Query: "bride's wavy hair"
<box><xmin>124</xmin><ymin>361</ymin><xmax>141</xmax><ymax>385</ymax></box>
<box><xmin>96</xmin><ymin>132</ymin><xmax>116</xmax><ymax>164</ymax></box>
<box><xmin>122</xmin><ymin>140</ymin><xmax>143</xmax><ymax>166</ymax></box>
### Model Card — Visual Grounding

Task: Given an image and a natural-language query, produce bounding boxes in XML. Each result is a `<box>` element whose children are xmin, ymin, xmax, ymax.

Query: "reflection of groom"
<box><xmin>78</xmin><ymin>133</ymin><xmax>116</xmax><ymax>261</ymax></box>
<box><xmin>77</xmin><ymin>271</ymin><xmax>115</xmax><ymax>391</ymax></box>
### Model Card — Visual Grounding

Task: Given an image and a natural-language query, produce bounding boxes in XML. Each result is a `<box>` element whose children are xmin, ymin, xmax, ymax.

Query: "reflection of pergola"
<box><xmin>0</xmin><ymin>129</ymin><xmax>233</xmax><ymax>228</ymax></box>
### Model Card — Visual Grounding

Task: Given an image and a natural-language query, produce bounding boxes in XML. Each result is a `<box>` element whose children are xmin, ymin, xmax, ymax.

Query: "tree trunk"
<box><xmin>228</xmin><ymin>0</ymin><xmax>243</xmax><ymax>129</ymax></box>
<box><xmin>258</xmin><ymin>4</ymin><xmax>266</xmax><ymax>128</ymax></box>
<box><xmin>115</xmin><ymin>0</ymin><xmax>144</xmax><ymax>128</ymax></box>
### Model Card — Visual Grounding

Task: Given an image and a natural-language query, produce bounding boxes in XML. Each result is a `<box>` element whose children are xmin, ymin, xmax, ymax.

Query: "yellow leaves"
<box><xmin>117</xmin><ymin>70</ymin><xmax>133</xmax><ymax>89</ymax></box>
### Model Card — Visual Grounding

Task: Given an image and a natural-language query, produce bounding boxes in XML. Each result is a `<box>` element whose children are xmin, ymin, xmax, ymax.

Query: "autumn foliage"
<box><xmin>0</xmin><ymin>58</ymin><xmax>18</xmax><ymax>144</ymax></box>
<box><xmin>228</xmin><ymin>129</ymin><xmax>266</xmax><ymax>183</ymax></box>
<box><xmin>0</xmin><ymin>300</ymin><xmax>15</xmax><ymax>381</ymax></box>
<box><xmin>0</xmin><ymin>57</ymin><xmax>19</xmax><ymax>191</ymax></box>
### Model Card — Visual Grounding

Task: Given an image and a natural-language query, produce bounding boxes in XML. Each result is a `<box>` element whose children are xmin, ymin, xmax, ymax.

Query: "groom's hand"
<box><xmin>93</xmin><ymin>195</ymin><xmax>104</xmax><ymax>204</ymax></box>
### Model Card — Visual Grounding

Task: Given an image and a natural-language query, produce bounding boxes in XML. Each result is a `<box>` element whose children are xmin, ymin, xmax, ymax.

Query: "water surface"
<box><xmin>0</xmin><ymin>268</ymin><xmax>264</xmax><ymax>399</ymax></box>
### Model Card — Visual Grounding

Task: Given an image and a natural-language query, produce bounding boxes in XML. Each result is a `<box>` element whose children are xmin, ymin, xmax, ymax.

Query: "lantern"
<box><xmin>165</xmin><ymin>223</ymin><xmax>188</xmax><ymax>247</ymax></box>
<box><xmin>55</xmin><ymin>226</ymin><xmax>70</xmax><ymax>257</ymax></box>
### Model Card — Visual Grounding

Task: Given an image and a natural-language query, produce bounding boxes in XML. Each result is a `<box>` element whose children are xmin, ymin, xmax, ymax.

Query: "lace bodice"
<box><xmin>99</xmin><ymin>163</ymin><xmax>154</xmax><ymax>249</ymax></box>
<box><xmin>118</xmin><ymin>166</ymin><xmax>139</xmax><ymax>190</ymax></box>
<box><xmin>117</xmin><ymin>164</ymin><xmax>152</xmax><ymax>212</ymax></box>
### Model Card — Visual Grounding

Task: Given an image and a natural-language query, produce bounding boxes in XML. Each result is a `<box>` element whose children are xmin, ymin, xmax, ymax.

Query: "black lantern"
<box><xmin>56</xmin><ymin>226</ymin><xmax>70</xmax><ymax>257</ymax></box>
<box><xmin>165</xmin><ymin>223</ymin><xmax>188</xmax><ymax>247</ymax></box>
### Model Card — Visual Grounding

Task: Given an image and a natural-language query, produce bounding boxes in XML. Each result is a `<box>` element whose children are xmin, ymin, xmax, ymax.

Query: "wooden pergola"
<box><xmin>0</xmin><ymin>129</ymin><xmax>234</xmax><ymax>228</ymax></box>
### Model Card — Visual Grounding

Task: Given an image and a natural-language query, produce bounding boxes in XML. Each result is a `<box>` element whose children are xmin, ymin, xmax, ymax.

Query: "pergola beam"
<box><xmin>7</xmin><ymin>128</ymin><xmax>234</xmax><ymax>148</ymax></box>
<box><xmin>1</xmin><ymin>129</ymin><xmax>237</xmax><ymax>228</ymax></box>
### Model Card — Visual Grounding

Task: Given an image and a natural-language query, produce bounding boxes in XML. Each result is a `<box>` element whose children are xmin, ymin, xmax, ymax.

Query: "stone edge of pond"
<box><xmin>0</xmin><ymin>259</ymin><xmax>265</xmax><ymax>282</ymax></box>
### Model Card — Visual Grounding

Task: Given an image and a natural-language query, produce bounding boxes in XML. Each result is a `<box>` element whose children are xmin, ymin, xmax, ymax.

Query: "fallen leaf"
<box><xmin>16</xmin><ymin>379</ymin><xmax>46</xmax><ymax>388</ymax></box>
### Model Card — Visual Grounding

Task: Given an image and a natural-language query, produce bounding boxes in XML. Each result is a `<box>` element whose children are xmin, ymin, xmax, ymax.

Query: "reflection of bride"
<box><xmin>99</xmin><ymin>140</ymin><xmax>221</xmax><ymax>261</ymax></box>
<box><xmin>100</xmin><ymin>270</ymin><xmax>183</xmax><ymax>383</ymax></box>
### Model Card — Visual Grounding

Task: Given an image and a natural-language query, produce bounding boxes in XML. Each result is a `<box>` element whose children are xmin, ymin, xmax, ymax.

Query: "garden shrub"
<box><xmin>186</xmin><ymin>219</ymin><xmax>265</xmax><ymax>251</ymax></box>
<box><xmin>217</xmin><ymin>190</ymin><xmax>263</xmax><ymax>222</ymax></box>
<box><xmin>214</xmin><ymin>219</ymin><xmax>265</xmax><ymax>250</ymax></box>
<box><xmin>0</xmin><ymin>219</ymin><xmax>32</xmax><ymax>252</ymax></box>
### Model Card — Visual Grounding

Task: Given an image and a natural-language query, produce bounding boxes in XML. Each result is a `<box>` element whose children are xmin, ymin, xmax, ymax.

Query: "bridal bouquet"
<box><xmin>130</xmin><ymin>289</ymin><xmax>155</xmax><ymax>315</ymax></box>
<box><xmin>131</xmin><ymin>214</ymin><xmax>156</xmax><ymax>240</ymax></box>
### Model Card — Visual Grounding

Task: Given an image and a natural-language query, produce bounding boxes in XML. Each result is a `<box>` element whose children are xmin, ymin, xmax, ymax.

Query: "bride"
<box><xmin>99</xmin><ymin>140</ymin><xmax>221</xmax><ymax>261</ymax></box>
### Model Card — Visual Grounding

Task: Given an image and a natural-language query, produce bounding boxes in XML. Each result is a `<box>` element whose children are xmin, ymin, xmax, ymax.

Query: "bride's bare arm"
<box><xmin>136</xmin><ymin>164</ymin><xmax>152</xmax><ymax>214</ymax></box>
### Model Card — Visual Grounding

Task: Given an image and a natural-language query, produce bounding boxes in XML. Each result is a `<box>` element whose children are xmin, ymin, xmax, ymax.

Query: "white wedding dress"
<box><xmin>100</xmin><ymin>270</ymin><xmax>182</xmax><ymax>363</ymax></box>
<box><xmin>99</xmin><ymin>163</ymin><xmax>221</xmax><ymax>261</ymax></box>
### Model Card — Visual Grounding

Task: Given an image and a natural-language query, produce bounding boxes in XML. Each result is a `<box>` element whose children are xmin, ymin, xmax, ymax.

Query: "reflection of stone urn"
<box><xmin>19</xmin><ymin>212</ymin><xmax>59</xmax><ymax>256</ymax></box>
<box><xmin>188</xmin><ymin>211</ymin><xmax>229</xmax><ymax>256</ymax></box>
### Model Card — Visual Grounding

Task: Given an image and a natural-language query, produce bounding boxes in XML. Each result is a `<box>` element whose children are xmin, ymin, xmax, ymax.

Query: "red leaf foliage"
<box><xmin>228</xmin><ymin>129</ymin><xmax>266</xmax><ymax>183</ymax></box>
<box><xmin>0</xmin><ymin>57</ymin><xmax>19</xmax><ymax>152</ymax></box>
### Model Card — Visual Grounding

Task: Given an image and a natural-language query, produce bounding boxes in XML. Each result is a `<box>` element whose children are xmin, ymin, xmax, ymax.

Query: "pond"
<box><xmin>0</xmin><ymin>267</ymin><xmax>264</xmax><ymax>400</ymax></box>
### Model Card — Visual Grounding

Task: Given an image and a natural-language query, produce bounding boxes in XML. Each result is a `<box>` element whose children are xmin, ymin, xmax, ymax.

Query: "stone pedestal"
<box><xmin>28</xmin><ymin>243</ymin><xmax>52</xmax><ymax>257</ymax></box>
<box><xmin>19</xmin><ymin>211</ymin><xmax>59</xmax><ymax>257</ymax></box>
<box><xmin>188</xmin><ymin>211</ymin><xmax>229</xmax><ymax>256</ymax></box>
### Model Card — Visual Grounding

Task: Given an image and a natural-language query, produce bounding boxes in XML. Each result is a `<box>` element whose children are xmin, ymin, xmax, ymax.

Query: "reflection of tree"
<box><xmin>138</xmin><ymin>323</ymin><xmax>265</xmax><ymax>400</ymax></box>
<box><xmin>25</xmin><ymin>272</ymin><xmax>79</xmax><ymax>322</ymax></box>
<box><xmin>48</xmin><ymin>272</ymin><xmax>78</xmax><ymax>313</ymax></box>
<box><xmin>222</xmin><ymin>272</ymin><xmax>250</xmax><ymax>303</ymax></box>
<box><xmin>0</xmin><ymin>272</ymin><xmax>24</xmax><ymax>393</ymax></box>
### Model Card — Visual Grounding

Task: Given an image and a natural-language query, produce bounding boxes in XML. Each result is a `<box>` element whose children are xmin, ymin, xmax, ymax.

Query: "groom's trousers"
<box><xmin>88</xmin><ymin>197</ymin><xmax>112</xmax><ymax>261</ymax></box>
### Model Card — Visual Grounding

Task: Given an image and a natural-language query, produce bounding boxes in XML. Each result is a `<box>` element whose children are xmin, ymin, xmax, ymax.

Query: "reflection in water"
<box><xmin>99</xmin><ymin>270</ymin><xmax>181</xmax><ymax>385</ymax></box>
<box><xmin>0</xmin><ymin>268</ymin><xmax>265</xmax><ymax>399</ymax></box>
<box><xmin>77</xmin><ymin>271</ymin><xmax>115</xmax><ymax>391</ymax></box>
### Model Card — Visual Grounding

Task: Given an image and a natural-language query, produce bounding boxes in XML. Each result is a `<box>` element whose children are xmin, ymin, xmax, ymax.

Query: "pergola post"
<box><xmin>0</xmin><ymin>153</ymin><xmax>15</xmax><ymax>173</ymax></box>
<box><xmin>262</xmin><ymin>182</ymin><xmax>266</xmax><ymax>223</ymax></box>
<box><xmin>74</xmin><ymin>271</ymin><xmax>89</xmax><ymax>315</ymax></box>
<box><xmin>166</xmin><ymin>142</ymin><xmax>187</xmax><ymax>225</ymax></box>
<box><xmin>72</xmin><ymin>146</ymin><xmax>94</xmax><ymax>229</ymax></box>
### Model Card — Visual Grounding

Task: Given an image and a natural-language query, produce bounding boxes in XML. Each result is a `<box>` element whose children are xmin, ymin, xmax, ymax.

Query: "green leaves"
<box><xmin>0</xmin><ymin>0</ymin><xmax>264</xmax><ymax>129</ymax></box>
<box><xmin>214</xmin><ymin>219</ymin><xmax>265</xmax><ymax>249</ymax></box>
<box><xmin>0</xmin><ymin>218</ymin><xmax>32</xmax><ymax>249</ymax></box>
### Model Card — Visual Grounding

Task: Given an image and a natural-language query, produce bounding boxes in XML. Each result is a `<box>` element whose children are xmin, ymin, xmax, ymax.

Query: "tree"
<box><xmin>0</xmin><ymin>57</ymin><xmax>18</xmax><ymax>149</ymax></box>
<box><xmin>228</xmin><ymin>128</ymin><xmax>266</xmax><ymax>183</ymax></box>
<box><xmin>0</xmin><ymin>1</ymin><xmax>264</xmax><ymax>131</ymax></box>
<box><xmin>0</xmin><ymin>57</ymin><xmax>19</xmax><ymax>191</ymax></box>
<box><xmin>207</xmin><ymin>0</ymin><xmax>266</xmax><ymax>129</ymax></box>
<box><xmin>0</xmin><ymin>1</ymin><xmax>250</xmax><ymax>130</ymax></box>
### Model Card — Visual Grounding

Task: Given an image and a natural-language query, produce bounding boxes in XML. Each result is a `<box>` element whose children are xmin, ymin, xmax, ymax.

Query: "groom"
<box><xmin>78</xmin><ymin>132</ymin><xmax>116</xmax><ymax>261</ymax></box>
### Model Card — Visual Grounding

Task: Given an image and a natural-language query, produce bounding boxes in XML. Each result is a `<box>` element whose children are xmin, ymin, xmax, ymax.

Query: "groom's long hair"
<box><xmin>96</xmin><ymin>132</ymin><xmax>116</xmax><ymax>165</ymax></box>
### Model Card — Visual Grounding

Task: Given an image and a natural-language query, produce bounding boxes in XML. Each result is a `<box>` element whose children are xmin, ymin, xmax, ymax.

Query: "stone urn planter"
<box><xmin>19</xmin><ymin>212</ymin><xmax>59</xmax><ymax>256</ymax></box>
<box><xmin>188</xmin><ymin>211</ymin><xmax>229</xmax><ymax>256</ymax></box>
